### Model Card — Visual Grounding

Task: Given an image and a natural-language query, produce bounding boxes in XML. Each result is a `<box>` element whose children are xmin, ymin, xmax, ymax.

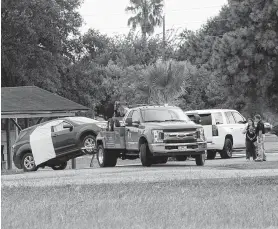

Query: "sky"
<box><xmin>79</xmin><ymin>0</ymin><xmax>228</xmax><ymax>37</ymax></box>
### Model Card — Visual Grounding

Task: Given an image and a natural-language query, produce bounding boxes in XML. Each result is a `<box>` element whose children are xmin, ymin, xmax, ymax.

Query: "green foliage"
<box><xmin>1</xmin><ymin>0</ymin><xmax>83</xmax><ymax>92</ymax></box>
<box><xmin>125</xmin><ymin>0</ymin><xmax>164</xmax><ymax>40</ymax></box>
<box><xmin>2</xmin><ymin>0</ymin><xmax>277</xmax><ymax>122</ymax></box>
<box><xmin>176</xmin><ymin>0</ymin><xmax>278</xmax><ymax>119</ymax></box>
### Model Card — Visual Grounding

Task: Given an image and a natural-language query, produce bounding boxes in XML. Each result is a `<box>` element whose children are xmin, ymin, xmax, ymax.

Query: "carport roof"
<box><xmin>1</xmin><ymin>86</ymin><xmax>89</xmax><ymax>118</ymax></box>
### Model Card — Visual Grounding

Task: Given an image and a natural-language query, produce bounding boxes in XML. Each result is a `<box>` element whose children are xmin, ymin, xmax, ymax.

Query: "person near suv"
<box><xmin>255</xmin><ymin>114</ymin><xmax>266</xmax><ymax>162</ymax></box>
<box><xmin>243</xmin><ymin>118</ymin><xmax>257</xmax><ymax>161</ymax></box>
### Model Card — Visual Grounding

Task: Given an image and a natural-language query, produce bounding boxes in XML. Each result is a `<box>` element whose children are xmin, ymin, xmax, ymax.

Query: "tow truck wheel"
<box><xmin>195</xmin><ymin>153</ymin><xmax>205</xmax><ymax>166</ymax></box>
<box><xmin>97</xmin><ymin>144</ymin><xmax>117</xmax><ymax>167</ymax></box>
<box><xmin>140</xmin><ymin>143</ymin><xmax>152</xmax><ymax>167</ymax></box>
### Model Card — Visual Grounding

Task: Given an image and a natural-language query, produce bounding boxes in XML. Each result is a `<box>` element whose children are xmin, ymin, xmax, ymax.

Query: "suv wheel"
<box><xmin>81</xmin><ymin>135</ymin><xmax>96</xmax><ymax>154</ymax></box>
<box><xmin>21</xmin><ymin>152</ymin><xmax>38</xmax><ymax>172</ymax></box>
<box><xmin>97</xmin><ymin>144</ymin><xmax>117</xmax><ymax>167</ymax></box>
<box><xmin>195</xmin><ymin>153</ymin><xmax>205</xmax><ymax>166</ymax></box>
<box><xmin>221</xmin><ymin>138</ymin><xmax>233</xmax><ymax>159</ymax></box>
<box><xmin>175</xmin><ymin>156</ymin><xmax>187</xmax><ymax>161</ymax></box>
<box><xmin>207</xmin><ymin>150</ymin><xmax>217</xmax><ymax>160</ymax></box>
<box><xmin>140</xmin><ymin>143</ymin><xmax>152</xmax><ymax>167</ymax></box>
<box><xmin>51</xmin><ymin>162</ymin><xmax>67</xmax><ymax>170</ymax></box>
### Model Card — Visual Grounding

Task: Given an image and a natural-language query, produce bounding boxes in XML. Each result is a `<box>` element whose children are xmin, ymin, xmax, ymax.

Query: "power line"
<box><xmin>82</xmin><ymin>19</ymin><xmax>229</xmax><ymax>31</ymax></box>
<box><xmin>82</xmin><ymin>5</ymin><xmax>226</xmax><ymax>17</ymax></box>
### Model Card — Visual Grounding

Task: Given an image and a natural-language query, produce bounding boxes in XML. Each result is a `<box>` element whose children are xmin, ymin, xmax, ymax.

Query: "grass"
<box><xmin>2</xmin><ymin>177</ymin><xmax>278</xmax><ymax>229</ymax></box>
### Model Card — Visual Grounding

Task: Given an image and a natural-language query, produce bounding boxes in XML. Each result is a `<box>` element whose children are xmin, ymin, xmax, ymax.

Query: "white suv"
<box><xmin>185</xmin><ymin>109</ymin><xmax>246</xmax><ymax>159</ymax></box>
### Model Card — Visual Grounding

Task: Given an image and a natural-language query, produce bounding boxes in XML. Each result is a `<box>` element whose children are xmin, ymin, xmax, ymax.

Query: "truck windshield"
<box><xmin>141</xmin><ymin>108</ymin><xmax>190</xmax><ymax>123</ymax></box>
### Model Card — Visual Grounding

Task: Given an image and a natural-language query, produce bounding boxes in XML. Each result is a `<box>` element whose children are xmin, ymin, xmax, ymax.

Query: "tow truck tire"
<box><xmin>207</xmin><ymin>150</ymin><xmax>217</xmax><ymax>160</ymax></box>
<box><xmin>175</xmin><ymin>156</ymin><xmax>187</xmax><ymax>161</ymax></box>
<box><xmin>140</xmin><ymin>143</ymin><xmax>152</xmax><ymax>167</ymax></box>
<box><xmin>195</xmin><ymin>153</ymin><xmax>205</xmax><ymax>166</ymax></box>
<box><xmin>97</xmin><ymin>144</ymin><xmax>117</xmax><ymax>167</ymax></box>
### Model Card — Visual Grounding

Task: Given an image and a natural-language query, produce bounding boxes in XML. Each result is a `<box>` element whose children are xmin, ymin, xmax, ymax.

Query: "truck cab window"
<box><xmin>132</xmin><ymin>110</ymin><xmax>140</xmax><ymax>123</ymax></box>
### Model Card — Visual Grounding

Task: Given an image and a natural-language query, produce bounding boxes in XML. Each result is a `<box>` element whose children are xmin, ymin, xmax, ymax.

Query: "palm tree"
<box><xmin>125</xmin><ymin>0</ymin><xmax>164</xmax><ymax>41</ymax></box>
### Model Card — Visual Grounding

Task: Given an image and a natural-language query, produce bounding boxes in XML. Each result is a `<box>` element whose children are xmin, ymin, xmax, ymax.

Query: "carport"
<box><xmin>1</xmin><ymin>86</ymin><xmax>89</xmax><ymax>170</ymax></box>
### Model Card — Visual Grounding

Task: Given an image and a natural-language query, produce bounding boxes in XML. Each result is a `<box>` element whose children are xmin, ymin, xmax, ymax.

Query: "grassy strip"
<box><xmin>2</xmin><ymin>177</ymin><xmax>278</xmax><ymax>229</ymax></box>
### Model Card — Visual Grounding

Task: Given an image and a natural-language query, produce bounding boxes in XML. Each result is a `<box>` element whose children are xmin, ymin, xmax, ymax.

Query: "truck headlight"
<box><xmin>152</xmin><ymin>130</ymin><xmax>164</xmax><ymax>143</ymax></box>
<box><xmin>197</xmin><ymin>128</ymin><xmax>206</xmax><ymax>141</ymax></box>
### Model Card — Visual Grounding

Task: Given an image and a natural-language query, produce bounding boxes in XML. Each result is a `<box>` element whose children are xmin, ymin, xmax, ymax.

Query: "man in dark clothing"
<box><xmin>255</xmin><ymin>114</ymin><xmax>266</xmax><ymax>162</ymax></box>
<box><xmin>243</xmin><ymin>118</ymin><xmax>257</xmax><ymax>161</ymax></box>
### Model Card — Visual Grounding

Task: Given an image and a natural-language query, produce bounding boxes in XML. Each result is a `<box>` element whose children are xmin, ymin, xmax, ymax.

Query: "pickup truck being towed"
<box><xmin>96</xmin><ymin>105</ymin><xmax>207</xmax><ymax>167</ymax></box>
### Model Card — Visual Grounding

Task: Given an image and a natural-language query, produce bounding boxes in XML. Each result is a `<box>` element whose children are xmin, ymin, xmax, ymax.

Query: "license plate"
<box><xmin>179</xmin><ymin>146</ymin><xmax>187</xmax><ymax>150</ymax></box>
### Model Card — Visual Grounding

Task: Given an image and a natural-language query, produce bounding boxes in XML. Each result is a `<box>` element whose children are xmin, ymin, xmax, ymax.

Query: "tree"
<box><xmin>1</xmin><ymin>0</ymin><xmax>83</xmax><ymax>91</ymax></box>
<box><xmin>125</xmin><ymin>0</ymin><xmax>164</xmax><ymax>41</ymax></box>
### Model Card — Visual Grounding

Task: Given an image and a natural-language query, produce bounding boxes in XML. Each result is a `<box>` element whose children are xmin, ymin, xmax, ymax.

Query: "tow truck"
<box><xmin>96</xmin><ymin>104</ymin><xmax>207</xmax><ymax>167</ymax></box>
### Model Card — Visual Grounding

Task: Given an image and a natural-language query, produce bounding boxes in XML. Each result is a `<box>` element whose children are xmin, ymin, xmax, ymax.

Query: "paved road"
<box><xmin>2</xmin><ymin>152</ymin><xmax>278</xmax><ymax>188</ymax></box>
<box><xmin>2</xmin><ymin>135</ymin><xmax>277</xmax><ymax>187</ymax></box>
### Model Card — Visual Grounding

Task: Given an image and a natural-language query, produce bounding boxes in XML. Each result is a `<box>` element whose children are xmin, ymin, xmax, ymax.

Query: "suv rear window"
<box><xmin>199</xmin><ymin>114</ymin><xmax>212</xmax><ymax>125</ymax></box>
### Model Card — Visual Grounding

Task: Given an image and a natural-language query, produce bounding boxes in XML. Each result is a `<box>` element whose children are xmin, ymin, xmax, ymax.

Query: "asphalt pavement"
<box><xmin>2</xmin><ymin>135</ymin><xmax>277</xmax><ymax>187</ymax></box>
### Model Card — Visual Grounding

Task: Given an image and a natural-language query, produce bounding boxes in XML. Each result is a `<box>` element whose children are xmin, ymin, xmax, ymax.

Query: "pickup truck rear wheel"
<box><xmin>195</xmin><ymin>153</ymin><xmax>205</xmax><ymax>166</ymax></box>
<box><xmin>140</xmin><ymin>143</ymin><xmax>152</xmax><ymax>167</ymax></box>
<box><xmin>207</xmin><ymin>150</ymin><xmax>217</xmax><ymax>160</ymax></box>
<box><xmin>97</xmin><ymin>144</ymin><xmax>117</xmax><ymax>167</ymax></box>
<box><xmin>221</xmin><ymin>138</ymin><xmax>233</xmax><ymax>159</ymax></box>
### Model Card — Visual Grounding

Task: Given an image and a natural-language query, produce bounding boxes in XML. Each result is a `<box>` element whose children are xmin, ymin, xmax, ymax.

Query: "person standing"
<box><xmin>242</xmin><ymin>118</ymin><xmax>257</xmax><ymax>161</ymax></box>
<box><xmin>254</xmin><ymin>114</ymin><xmax>266</xmax><ymax>162</ymax></box>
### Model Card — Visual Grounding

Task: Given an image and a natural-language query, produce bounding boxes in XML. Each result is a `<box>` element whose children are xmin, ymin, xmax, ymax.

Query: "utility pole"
<box><xmin>162</xmin><ymin>0</ymin><xmax>166</xmax><ymax>60</ymax></box>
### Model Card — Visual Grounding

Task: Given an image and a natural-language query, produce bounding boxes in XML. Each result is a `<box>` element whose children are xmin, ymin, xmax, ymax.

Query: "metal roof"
<box><xmin>1</xmin><ymin>86</ymin><xmax>89</xmax><ymax>118</ymax></box>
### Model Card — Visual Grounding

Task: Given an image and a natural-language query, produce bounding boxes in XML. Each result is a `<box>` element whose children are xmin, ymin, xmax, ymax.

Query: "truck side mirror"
<box><xmin>132</xmin><ymin>120</ymin><xmax>140</xmax><ymax>127</ymax></box>
<box><xmin>125</xmin><ymin>118</ymin><xmax>132</xmax><ymax>126</ymax></box>
<box><xmin>194</xmin><ymin>114</ymin><xmax>201</xmax><ymax>124</ymax></box>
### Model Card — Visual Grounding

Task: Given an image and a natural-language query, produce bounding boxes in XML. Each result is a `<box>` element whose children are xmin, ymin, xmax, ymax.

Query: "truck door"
<box><xmin>125</xmin><ymin>110</ymin><xmax>140</xmax><ymax>150</ymax></box>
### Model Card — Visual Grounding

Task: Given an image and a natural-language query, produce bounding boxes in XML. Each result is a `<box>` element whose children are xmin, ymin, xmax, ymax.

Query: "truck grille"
<box><xmin>164</xmin><ymin>139</ymin><xmax>196</xmax><ymax>143</ymax></box>
<box><xmin>163</xmin><ymin>128</ymin><xmax>196</xmax><ymax>132</ymax></box>
<box><xmin>163</xmin><ymin>130</ymin><xmax>197</xmax><ymax>144</ymax></box>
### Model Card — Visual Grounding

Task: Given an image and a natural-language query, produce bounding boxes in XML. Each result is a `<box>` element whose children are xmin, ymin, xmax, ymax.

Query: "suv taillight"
<box><xmin>212</xmin><ymin>125</ymin><xmax>218</xmax><ymax>136</ymax></box>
